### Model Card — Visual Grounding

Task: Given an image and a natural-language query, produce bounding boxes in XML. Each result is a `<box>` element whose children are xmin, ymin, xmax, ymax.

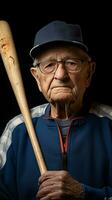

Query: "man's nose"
<box><xmin>54</xmin><ymin>63</ymin><xmax>68</xmax><ymax>80</ymax></box>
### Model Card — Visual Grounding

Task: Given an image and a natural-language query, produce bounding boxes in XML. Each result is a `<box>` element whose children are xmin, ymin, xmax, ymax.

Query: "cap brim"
<box><xmin>29</xmin><ymin>40</ymin><xmax>88</xmax><ymax>59</ymax></box>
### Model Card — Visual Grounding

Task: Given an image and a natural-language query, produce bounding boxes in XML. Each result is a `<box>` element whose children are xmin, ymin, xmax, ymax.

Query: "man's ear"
<box><xmin>85</xmin><ymin>61</ymin><xmax>96</xmax><ymax>88</ymax></box>
<box><xmin>30</xmin><ymin>67</ymin><xmax>42</xmax><ymax>92</ymax></box>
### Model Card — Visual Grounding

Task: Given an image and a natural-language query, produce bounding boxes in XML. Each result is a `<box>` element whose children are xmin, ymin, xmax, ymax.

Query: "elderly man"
<box><xmin>0</xmin><ymin>20</ymin><xmax>112</xmax><ymax>200</ymax></box>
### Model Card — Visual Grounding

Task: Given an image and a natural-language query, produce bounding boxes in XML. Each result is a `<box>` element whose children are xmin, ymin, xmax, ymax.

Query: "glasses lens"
<box><xmin>65</xmin><ymin>58</ymin><xmax>82</xmax><ymax>72</ymax></box>
<box><xmin>40</xmin><ymin>60</ymin><xmax>57</xmax><ymax>73</ymax></box>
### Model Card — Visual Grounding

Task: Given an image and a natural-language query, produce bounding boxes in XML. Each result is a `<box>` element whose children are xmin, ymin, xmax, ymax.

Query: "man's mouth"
<box><xmin>51</xmin><ymin>86</ymin><xmax>72</xmax><ymax>93</ymax></box>
<box><xmin>51</xmin><ymin>85</ymin><xmax>72</xmax><ymax>89</ymax></box>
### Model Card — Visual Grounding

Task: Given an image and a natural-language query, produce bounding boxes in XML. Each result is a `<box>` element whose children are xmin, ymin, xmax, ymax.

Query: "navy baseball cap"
<box><xmin>30</xmin><ymin>20</ymin><xmax>88</xmax><ymax>59</ymax></box>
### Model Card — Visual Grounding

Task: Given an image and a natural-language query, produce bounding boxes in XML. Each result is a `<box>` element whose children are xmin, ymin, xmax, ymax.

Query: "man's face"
<box><xmin>31</xmin><ymin>46</ymin><xmax>95</xmax><ymax>105</ymax></box>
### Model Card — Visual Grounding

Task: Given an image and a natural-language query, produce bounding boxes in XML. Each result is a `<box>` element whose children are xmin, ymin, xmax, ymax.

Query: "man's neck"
<box><xmin>50</xmin><ymin>101</ymin><xmax>83</xmax><ymax>119</ymax></box>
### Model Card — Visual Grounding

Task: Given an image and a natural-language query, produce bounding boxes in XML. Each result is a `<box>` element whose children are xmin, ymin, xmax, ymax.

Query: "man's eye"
<box><xmin>45</xmin><ymin>62</ymin><xmax>56</xmax><ymax>68</ymax></box>
<box><xmin>67</xmin><ymin>60</ymin><xmax>77</xmax><ymax>65</ymax></box>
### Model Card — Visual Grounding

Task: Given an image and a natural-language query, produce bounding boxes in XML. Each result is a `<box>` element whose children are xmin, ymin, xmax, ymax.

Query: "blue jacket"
<box><xmin>0</xmin><ymin>103</ymin><xmax>112</xmax><ymax>200</ymax></box>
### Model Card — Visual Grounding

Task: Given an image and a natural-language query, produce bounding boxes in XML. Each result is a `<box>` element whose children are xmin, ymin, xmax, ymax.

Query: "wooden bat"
<box><xmin>0</xmin><ymin>20</ymin><xmax>47</xmax><ymax>175</ymax></box>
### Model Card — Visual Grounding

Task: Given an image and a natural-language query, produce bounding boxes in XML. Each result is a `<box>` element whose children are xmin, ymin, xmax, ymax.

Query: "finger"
<box><xmin>38</xmin><ymin>182</ymin><xmax>63</xmax><ymax>197</ymax></box>
<box><xmin>39</xmin><ymin>170</ymin><xmax>67</xmax><ymax>185</ymax></box>
<box><xmin>38</xmin><ymin>190</ymin><xmax>64</xmax><ymax>200</ymax></box>
<box><xmin>39</xmin><ymin>176</ymin><xmax>64</xmax><ymax>190</ymax></box>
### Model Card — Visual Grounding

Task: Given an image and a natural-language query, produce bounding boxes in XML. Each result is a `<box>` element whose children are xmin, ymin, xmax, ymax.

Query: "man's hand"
<box><xmin>37</xmin><ymin>170</ymin><xmax>84</xmax><ymax>200</ymax></box>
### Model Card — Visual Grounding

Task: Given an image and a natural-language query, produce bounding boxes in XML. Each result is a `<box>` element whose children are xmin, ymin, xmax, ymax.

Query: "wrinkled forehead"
<box><xmin>35</xmin><ymin>44</ymin><xmax>90</xmax><ymax>61</ymax></box>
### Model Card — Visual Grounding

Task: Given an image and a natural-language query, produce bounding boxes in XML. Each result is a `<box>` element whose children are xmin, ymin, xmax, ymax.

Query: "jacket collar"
<box><xmin>43</xmin><ymin>103</ymin><xmax>87</xmax><ymax>126</ymax></box>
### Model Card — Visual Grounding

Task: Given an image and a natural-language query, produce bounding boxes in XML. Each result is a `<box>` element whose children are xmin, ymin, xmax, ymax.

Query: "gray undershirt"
<box><xmin>56</xmin><ymin>119</ymin><xmax>71</xmax><ymax>141</ymax></box>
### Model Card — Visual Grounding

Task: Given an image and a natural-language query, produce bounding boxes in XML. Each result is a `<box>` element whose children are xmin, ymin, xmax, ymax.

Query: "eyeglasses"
<box><xmin>34</xmin><ymin>57</ymin><xmax>88</xmax><ymax>74</ymax></box>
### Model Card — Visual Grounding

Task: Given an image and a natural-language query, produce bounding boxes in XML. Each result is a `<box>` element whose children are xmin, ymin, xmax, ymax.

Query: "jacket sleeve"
<box><xmin>0</xmin><ymin>178</ymin><xmax>12</xmax><ymax>200</ymax></box>
<box><xmin>83</xmin><ymin>184</ymin><xmax>112</xmax><ymax>199</ymax></box>
<box><xmin>0</xmin><ymin>143</ymin><xmax>18</xmax><ymax>200</ymax></box>
<box><xmin>82</xmin><ymin>114</ymin><xmax>112</xmax><ymax>199</ymax></box>
<box><xmin>0</xmin><ymin>118</ymin><xmax>39</xmax><ymax>200</ymax></box>
<box><xmin>0</xmin><ymin>144</ymin><xmax>38</xmax><ymax>200</ymax></box>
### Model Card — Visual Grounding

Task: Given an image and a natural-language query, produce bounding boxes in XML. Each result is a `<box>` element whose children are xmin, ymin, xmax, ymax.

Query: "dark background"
<box><xmin>0</xmin><ymin>2</ymin><xmax>112</xmax><ymax>133</ymax></box>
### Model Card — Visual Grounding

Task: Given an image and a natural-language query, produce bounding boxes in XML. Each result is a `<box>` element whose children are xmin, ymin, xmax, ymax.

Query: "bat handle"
<box><xmin>24</xmin><ymin>109</ymin><xmax>47</xmax><ymax>174</ymax></box>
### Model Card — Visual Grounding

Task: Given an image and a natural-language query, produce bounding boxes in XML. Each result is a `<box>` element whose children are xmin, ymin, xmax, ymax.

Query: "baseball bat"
<box><xmin>0</xmin><ymin>20</ymin><xmax>47</xmax><ymax>174</ymax></box>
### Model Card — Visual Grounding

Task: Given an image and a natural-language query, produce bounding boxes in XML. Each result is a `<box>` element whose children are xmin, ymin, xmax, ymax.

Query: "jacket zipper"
<box><xmin>57</xmin><ymin>125</ymin><xmax>70</xmax><ymax>170</ymax></box>
<box><xmin>56</xmin><ymin>117</ymin><xmax>83</xmax><ymax>170</ymax></box>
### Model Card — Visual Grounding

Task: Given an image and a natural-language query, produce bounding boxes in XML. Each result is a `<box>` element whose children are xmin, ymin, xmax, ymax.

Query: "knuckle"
<box><xmin>59</xmin><ymin>181</ymin><xmax>64</xmax><ymax>189</ymax></box>
<box><xmin>61</xmin><ymin>170</ymin><xmax>68</xmax><ymax>178</ymax></box>
<box><xmin>58</xmin><ymin>190</ymin><xmax>64</xmax><ymax>198</ymax></box>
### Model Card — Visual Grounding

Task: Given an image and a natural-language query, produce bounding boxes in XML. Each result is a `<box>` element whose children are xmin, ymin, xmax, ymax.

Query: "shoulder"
<box><xmin>87</xmin><ymin>103</ymin><xmax>112</xmax><ymax>134</ymax></box>
<box><xmin>89</xmin><ymin>102</ymin><xmax>112</xmax><ymax>120</ymax></box>
<box><xmin>0</xmin><ymin>103</ymin><xmax>48</xmax><ymax>168</ymax></box>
